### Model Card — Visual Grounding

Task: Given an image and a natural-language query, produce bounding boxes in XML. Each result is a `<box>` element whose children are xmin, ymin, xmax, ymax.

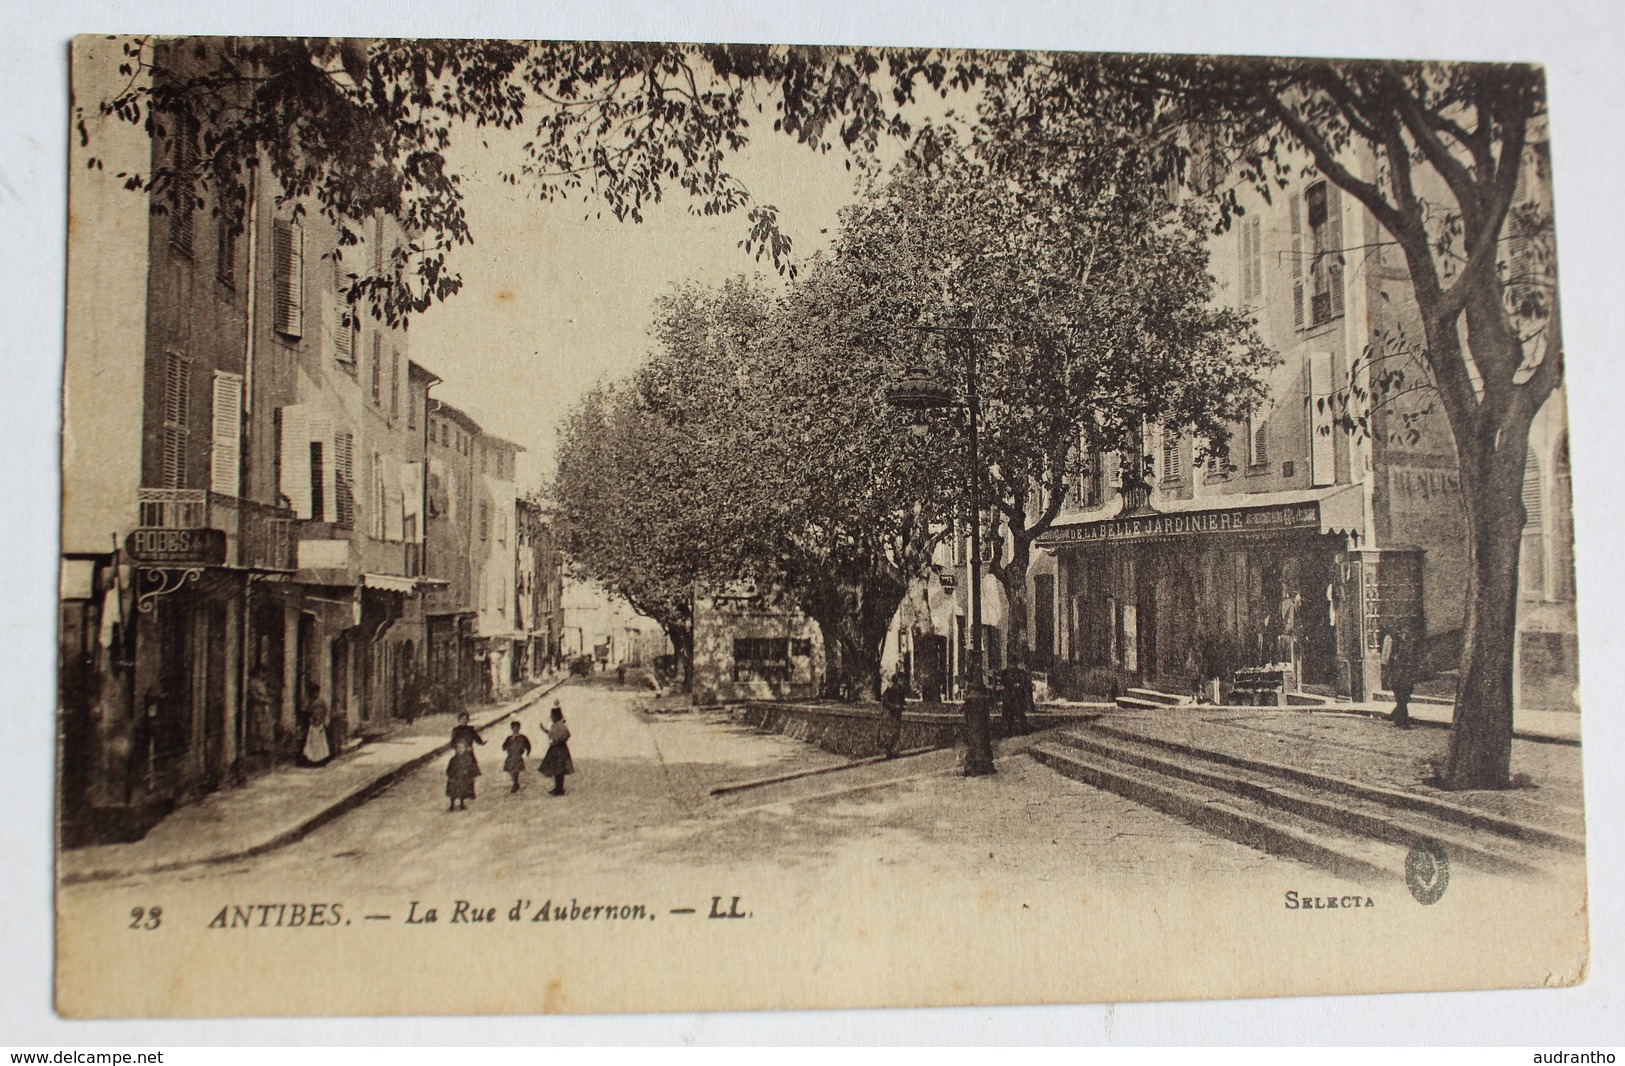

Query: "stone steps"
<box><xmin>1116</xmin><ymin>687</ymin><xmax>1194</xmax><ymax>711</ymax></box>
<box><xmin>1030</xmin><ymin>723</ymin><xmax>1575</xmax><ymax>884</ymax></box>
<box><xmin>1087</xmin><ymin>719</ymin><xmax>1583</xmax><ymax>853</ymax></box>
<box><xmin>1029</xmin><ymin>741</ymin><xmax>1407</xmax><ymax>886</ymax></box>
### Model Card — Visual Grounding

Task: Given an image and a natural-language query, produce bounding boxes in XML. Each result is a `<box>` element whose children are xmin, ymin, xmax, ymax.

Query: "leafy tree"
<box><xmin>631</xmin><ymin>275</ymin><xmax>956</xmax><ymax>702</ymax></box>
<box><xmin>841</xmin><ymin>117</ymin><xmax>1273</xmax><ymax>662</ymax></box>
<box><xmin>81</xmin><ymin>36</ymin><xmax>984</xmax><ymax>325</ymax></box>
<box><xmin>550</xmin><ymin>382</ymin><xmax>710</xmax><ymax>686</ymax></box>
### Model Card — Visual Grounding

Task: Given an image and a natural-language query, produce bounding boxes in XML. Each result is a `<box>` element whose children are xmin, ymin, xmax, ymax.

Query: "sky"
<box><xmin>408</xmin><ymin>112</ymin><xmax>897</xmax><ymax>492</ymax></box>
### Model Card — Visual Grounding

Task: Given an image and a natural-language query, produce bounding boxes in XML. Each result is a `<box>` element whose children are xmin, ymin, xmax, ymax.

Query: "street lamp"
<box><xmin>885</xmin><ymin>328</ymin><xmax>998</xmax><ymax>777</ymax></box>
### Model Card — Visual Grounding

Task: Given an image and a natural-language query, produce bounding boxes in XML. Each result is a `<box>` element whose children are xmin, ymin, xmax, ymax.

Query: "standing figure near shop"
<box><xmin>501</xmin><ymin>720</ymin><xmax>532</xmax><ymax>793</ymax></box>
<box><xmin>1381</xmin><ymin>627</ymin><xmax>1418</xmax><ymax>730</ymax></box>
<box><xmin>446</xmin><ymin>731</ymin><xmax>481</xmax><ymax>811</ymax></box>
<box><xmin>1000</xmin><ymin>655</ymin><xmax>1035</xmax><ymax>736</ymax></box>
<box><xmin>877</xmin><ymin>669</ymin><xmax>907</xmax><ymax>759</ymax></box>
<box><xmin>538</xmin><ymin>703</ymin><xmax>574</xmax><ymax>796</ymax></box>
<box><xmin>300</xmin><ymin>682</ymin><xmax>332</xmax><ymax>767</ymax></box>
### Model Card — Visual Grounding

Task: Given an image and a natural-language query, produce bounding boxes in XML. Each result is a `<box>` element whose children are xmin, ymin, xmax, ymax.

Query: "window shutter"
<box><xmin>169</xmin><ymin>115</ymin><xmax>198</xmax><ymax>254</ymax></box>
<box><xmin>209</xmin><ymin>371</ymin><xmax>243</xmax><ymax>496</ymax></box>
<box><xmin>278</xmin><ymin>406</ymin><xmax>311</xmax><ymax>518</ymax></box>
<box><xmin>334</xmin><ymin>431</ymin><xmax>355</xmax><ymax>528</ymax></box>
<box><xmin>1325</xmin><ymin>185</ymin><xmax>1345</xmax><ymax>319</ymax></box>
<box><xmin>1308</xmin><ymin>351</ymin><xmax>1336</xmax><ymax>486</ymax></box>
<box><xmin>334</xmin><ymin>307</ymin><xmax>354</xmax><ymax>365</ymax></box>
<box><xmin>274</xmin><ymin>219</ymin><xmax>304</xmax><ymax>337</ymax></box>
<box><xmin>391</xmin><ymin>350</ymin><xmax>401</xmax><ymax>422</ymax></box>
<box><xmin>216</xmin><ymin>213</ymin><xmax>236</xmax><ymax>287</ymax></box>
<box><xmin>162</xmin><ymin>353</ymin><xmax>191</xmax><ymax>488</ymax></box>
<box><xmin>307</xmin><ymin>415</ymin><xmax>334</xmax><ymax>522</ymax></box>
<box><xmin>371</xmin><ymin>334</ymin><xmax>382</xmax><ymax>404</ymax></box>
<box><xmin>1162</xmin><ymin>430</ymin><xmax>1181</xmax><ymax>482</ymax></box>
<box><xmin>384</xmin><ymin>459</ymin><xmax>405</xmax><ymax>543</ymax></box>
<box><xmin>1290</xmin><ymin>193</ymin><xmax>1305</xmax><ymax>328</ymax></box>
<box><xmin>401</xmin><ymin>461</ymin><xmax>424</xmax><ymax>542</ymax></box>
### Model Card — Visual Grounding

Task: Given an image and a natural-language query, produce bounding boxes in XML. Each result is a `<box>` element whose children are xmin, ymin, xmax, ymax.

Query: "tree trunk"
<box><xmin>993</xmin><ymin>535</ymin><xmax>1035</xmax><ymax>665</ymax></box>
<box><xmin>666</xmin><ymin>625</ymin><xmax>693</xmax><ymax>693</ymax></box>
<box><xmin>1442</xmin><ymin>460</ymin><xmax>1527</xmax><ymax>790</ymax></box>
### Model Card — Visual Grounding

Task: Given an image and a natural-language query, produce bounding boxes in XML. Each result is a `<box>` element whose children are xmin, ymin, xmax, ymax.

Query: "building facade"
<box><xmin>59</xmin><ymin>39</ymin><xmax>470</xmax><ymax>844</ymax></box>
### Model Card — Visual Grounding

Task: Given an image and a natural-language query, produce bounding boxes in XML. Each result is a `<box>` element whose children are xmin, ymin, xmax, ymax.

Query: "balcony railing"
<box><xmin>137</xmin><ymin>488</ymin><xmax>208</xmax><ymax>529</ymax></box>
<box><xmin>135</xmin><ymin>489</ymin><xmax>295</xmax><ymax>569</ymax></box>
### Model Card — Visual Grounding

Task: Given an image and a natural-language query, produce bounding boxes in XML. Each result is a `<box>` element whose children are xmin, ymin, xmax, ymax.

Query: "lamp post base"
<box><xmin>961</xmin><ymin>684</ymin><xmax>997</xmax><ymax>777</ymax></box>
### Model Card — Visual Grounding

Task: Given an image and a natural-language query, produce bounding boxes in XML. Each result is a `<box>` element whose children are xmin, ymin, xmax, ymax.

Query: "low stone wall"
<box><xmin>736</xmin><ymin>702</ymin><xmax>963</xmax><ymax>758</ymax></box>
<box><xmin>735</xmin><ymin>701</ymin><xmax>1108</xmax><ymax>758</ymax></box>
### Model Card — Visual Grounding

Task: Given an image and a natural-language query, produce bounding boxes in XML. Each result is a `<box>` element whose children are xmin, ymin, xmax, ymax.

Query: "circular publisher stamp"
<box><xmin>1405</xmin><ymin>842</ymin><xmax>1451</xmax><ymax>905</ymax></box>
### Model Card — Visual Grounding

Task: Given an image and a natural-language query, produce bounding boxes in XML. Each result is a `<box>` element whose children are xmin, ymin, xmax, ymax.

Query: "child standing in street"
<box><xmin>501</xmin><ymin>720</ymin><xmax>532</xmax><ymax>792</ymax></box>
<box><xmin>537</xmin><ymin>702</ymin><xmax>574</xmax><ymax>796</ymax></box>
<box><xmin>446</xmin><ymin>733</ymin><xmax>480</xmax><ymax>811</ymax></box>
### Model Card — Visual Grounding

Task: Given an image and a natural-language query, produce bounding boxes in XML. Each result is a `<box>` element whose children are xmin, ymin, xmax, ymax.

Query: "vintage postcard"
<box><xmin>56</xmin><ymin>35</ymin><xmax>1587</xmax><ymax>1018</ymax></box>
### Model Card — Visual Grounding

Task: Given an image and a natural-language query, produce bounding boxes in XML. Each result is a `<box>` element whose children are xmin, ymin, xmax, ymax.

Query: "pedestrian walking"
<box><xmin>446</xmin><ymin>733</ymin><xmax>481</xmax><ymax>811</ymax></box>
<box><xmin>537</xmin><ymin>702</ymin><xmax>574</xmax><ymax>796</ymax></box>
<box><xmin>501</xmin><ymin>720</ymin><xmax>532</xmax><ymax>792</ymax></box>
<box><xmin>300</xmin><ymin>683</ymin><xmax>332</xmax><ymax>767</ymax></box>
<box><xmin>877</xmin><ymin>669</ymin><xmax>907</xmax><ymax>759</ymax></box>
<box><xmin>1381</xmin><ymin>627</ymin><xmax>1418</xmax><ymax>730</ymax></box>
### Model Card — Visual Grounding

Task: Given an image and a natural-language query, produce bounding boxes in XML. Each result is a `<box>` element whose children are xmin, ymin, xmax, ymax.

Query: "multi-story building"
<box><xmin>59</xmin><ymin>38</ymin><xmax>445</xmax><ymax>843</ymax></box>
<box><xmin>515</xmin><ymin>497</ymin><xmax>565</xmax><ymax>680</ymax></box>
<box><xmin>472</xmin><ymin>433</ymin><xmax>523</xmax><ymax>697</ymax></box>
<box><xmin>1027</xmin><ymin>140</ymin><xmax>1574</xmax><ymax>710</ymax></box>
<box><xmin>424</xmin><ymin>400</ymin><xmax>481</xmax><ymax>698</ymax></box>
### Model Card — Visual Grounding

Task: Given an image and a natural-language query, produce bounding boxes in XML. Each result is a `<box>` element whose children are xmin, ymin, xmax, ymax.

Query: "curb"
<box><xmin>61</xmin><ymin>678</ymin><xmax>569</xmax><ymax>885</ymax></box>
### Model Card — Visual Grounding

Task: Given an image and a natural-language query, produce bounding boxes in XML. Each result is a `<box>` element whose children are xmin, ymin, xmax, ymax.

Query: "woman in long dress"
<box><xmin>537</xmin><ymin>703</ymin><xmax>574</xmax><ymax>796</ymax></box>
<box><xmin>300</xmin><ymin>684</ymin><xmax>331</xmax><ymax>767</ymax></box>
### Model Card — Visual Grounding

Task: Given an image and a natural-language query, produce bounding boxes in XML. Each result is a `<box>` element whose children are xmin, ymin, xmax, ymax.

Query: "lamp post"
<box><xmin>886</xmin><ymin>325</ymin><xmax>998</xmax><ymax>777</ymax></box>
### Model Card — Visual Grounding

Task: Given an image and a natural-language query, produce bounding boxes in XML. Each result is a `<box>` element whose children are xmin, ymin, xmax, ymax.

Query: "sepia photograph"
<box><xmin>18</xmin><ymin>3</ymin><xmax>1620</xmax><ymax>1040</ymax></box>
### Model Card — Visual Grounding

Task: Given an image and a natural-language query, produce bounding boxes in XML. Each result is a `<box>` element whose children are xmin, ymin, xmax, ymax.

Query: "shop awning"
<box><xmin>1035</xmin><ymin>483</ymin><xmax>1367</xmax><ymax>549</ymax></box>
<box><xmin>361</xmin><ymin>572</ymin><xmax>420</xmax><ymax>595</ymax></box>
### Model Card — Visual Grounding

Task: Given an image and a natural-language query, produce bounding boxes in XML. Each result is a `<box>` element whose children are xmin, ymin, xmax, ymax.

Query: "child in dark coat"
<box><xmin>446</xmin><ymin>735</ymin><xmax>480</xmax><ymax>811</ymax></box>
<box><xmin>501</xmin><ymin>720</ymin><xmax>532</xmax><ymax>792</ymax></box>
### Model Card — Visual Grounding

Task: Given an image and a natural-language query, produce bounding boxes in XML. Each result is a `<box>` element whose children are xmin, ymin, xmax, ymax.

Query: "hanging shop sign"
<box><xmin>126</xmin><ymin>527</ymin><xmax>227</xmax><ymax>566</ymax></box>
<box><xmin>1036</xmin><ymin>502</ymin><xmax>1322</xmax><ymax>547</ymax></box>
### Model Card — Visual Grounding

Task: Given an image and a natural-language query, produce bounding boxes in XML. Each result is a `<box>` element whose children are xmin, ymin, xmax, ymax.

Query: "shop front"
<box><xmin>1040</xmin><ymin>487</ymin><xmax>1371</xmax><ymax>701</ymax></box>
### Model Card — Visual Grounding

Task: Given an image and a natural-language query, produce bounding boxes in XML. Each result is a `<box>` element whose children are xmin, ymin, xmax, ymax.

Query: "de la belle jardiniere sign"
<box><xmin>1035</xmin><ymin>500</ymin><xmax>1323</xmax><ymax>548</ymax></box>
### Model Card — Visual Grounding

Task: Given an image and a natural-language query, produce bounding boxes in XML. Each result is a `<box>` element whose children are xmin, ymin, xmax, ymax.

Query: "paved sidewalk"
<box><xmin>59</xmin><ymin>677</ymin><xmax>567</xmax><ymax>884</ymax></box>
<box><xmin>1336</xmin><ymin>698</ymin><xmax>1582</xmax><ymax>744</ymax></box>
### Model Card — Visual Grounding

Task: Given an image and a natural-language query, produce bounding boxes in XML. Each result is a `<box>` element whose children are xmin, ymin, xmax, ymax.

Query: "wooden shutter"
<box><xmin>371</xmin><ymin>334</ymin><xmax>382</xmax><ymax>404</ymax></box>
<box><xmin>278</xmin><ymin>406</ymin><xmax>311</xmax><ymax>518</ymax></box>
<box><xmin>274</xmin><ymin>219</ymin><xmax>304</xmax><ymax>337</ymax></box>
<box><xmin>401</xmin><ymin>461</ymin><xmax>424</xmax><ymax>542</ymax></box>
<box><xmin>334</xmin><ymin>431</ymin><xmax>355</xmax><ymax>528</ymax></box>
<box><xmin>391</xmin><ymin>350</ymin><xmax>401</xmax><ymax>422</ymax></box>
<box><xmin>1325</xmin><ymin>184</ymin><xmax>1345</xmax><ymax>319</ymax></box>
<box><xmin>334</xmin><ymin>310</ymin><xmax>354</xmax><ymax>365</ymax></box>
<box><xmin>169</xmin><ymin>115</ymin><xmax>198</xmax><ymax>254</ymax></box>
<box><xmin>1290</xmin><ymin>193</ymin><xmax>1305</xmax><ymax>328</ymax></box>
<box><xmin>162</xmin><ymin>352</ymin><xmax>191</xmax><ymax>488</ymax></box>
<box><xmin>384</xmin><ymin>458</ymin><xmax>405</xmax><ymax>543</ymax></box>
<box><xmin>1308</xmin><ymin>351</ymin><xmax>1336</xmax><ymax>486</ymax></box>
<box><xmin>1162</xmin><ymin>430</ymin><xmax>1181</xmax><ymax>482</ymax></box>
<box><xmin>209</xmin><ymin>371</ymin><xmax>243</xmax><ymax>496</ymax></box>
